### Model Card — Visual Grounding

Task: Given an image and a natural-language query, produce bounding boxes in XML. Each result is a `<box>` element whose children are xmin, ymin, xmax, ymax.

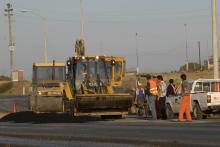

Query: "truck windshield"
<box><xmin>33</xmin><ymin>66</ymin><xmax>65</xmax><ymax>82</ymax></box>
<box><xmin>75</xmin><ymin>59</ymin><xmax>108</xmax><ymax>90</ymax></box>
<box><xmin>194</xmin><ymin>81</ymin><xmax>220</xmax><ymax>92</ymax></box>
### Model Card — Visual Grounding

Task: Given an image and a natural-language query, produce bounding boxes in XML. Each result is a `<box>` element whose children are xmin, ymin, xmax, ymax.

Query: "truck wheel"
<box><xmin>166</xmin><ymin>104</ymin><xmax>174</xmax><ymax>119</ymax></box>
<box><xmin>193</xmin><ymin>103</ymin><xmax>203</xmax><ymax>120</ymax></box>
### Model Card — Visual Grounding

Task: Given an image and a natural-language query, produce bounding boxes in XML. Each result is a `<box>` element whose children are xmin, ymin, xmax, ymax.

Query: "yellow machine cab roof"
<box><xmin>73</xmin><ymin>55</ymin><xmax>125</xmax><ymax>61</ymax></box>
<box><xmin>33</xmin><ymin>62</ymin><xmax>65</xmax><ymax>67</ymax></box>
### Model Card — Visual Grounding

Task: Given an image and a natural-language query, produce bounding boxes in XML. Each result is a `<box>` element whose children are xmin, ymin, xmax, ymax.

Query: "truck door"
<box><xmin>168</xmin><ymin>85</ymin><xmax>181</xmax><ymax>113</ymax></box>
<box><xmin>172</xmin><ymin>95</ymin><xmax>182</xmax><ymax>113</ymax></box>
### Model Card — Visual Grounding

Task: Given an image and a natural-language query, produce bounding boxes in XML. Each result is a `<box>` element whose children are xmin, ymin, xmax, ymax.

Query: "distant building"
<box><xmin>12</xmin><ymin>70</ymin><xmax>24</xmax><ymax>81</ymax></box>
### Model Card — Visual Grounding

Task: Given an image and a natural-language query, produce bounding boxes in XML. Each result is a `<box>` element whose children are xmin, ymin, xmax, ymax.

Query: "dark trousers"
<box><xmin>156</xmin><ymin>98</ymin><xmax>160</xmax><ymax>119</ymax></box>
<box><xmin>159</xmin><ymin>96</ymin><xmax>167</xmax><ymax>119</ymax></box>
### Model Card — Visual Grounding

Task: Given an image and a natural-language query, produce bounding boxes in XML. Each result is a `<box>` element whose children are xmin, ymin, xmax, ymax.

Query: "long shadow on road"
<box><xmin>0</xmin><ymin>111</ymin><xmax>105</xmax><ymax>123</ymax></box>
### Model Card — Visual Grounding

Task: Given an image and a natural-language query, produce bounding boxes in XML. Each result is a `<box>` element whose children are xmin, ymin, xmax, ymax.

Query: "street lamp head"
<box><xmin>20</xmin><ymin>9</ymin><xmax>31</xmax><ymax>13</ymax></box>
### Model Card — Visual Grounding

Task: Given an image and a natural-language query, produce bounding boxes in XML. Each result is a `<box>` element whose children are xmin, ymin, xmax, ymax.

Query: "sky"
<box><xmin>0</xmin><ymin>0</ymin><xmax>220</xmax><ymax>79</ymax></box>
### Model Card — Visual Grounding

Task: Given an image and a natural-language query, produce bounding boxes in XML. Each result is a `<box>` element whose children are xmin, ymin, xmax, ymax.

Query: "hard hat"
<box><xmin>137</xmin><ymin>81</ymin><xmax>142</xmax><ymax>87</ymax></box>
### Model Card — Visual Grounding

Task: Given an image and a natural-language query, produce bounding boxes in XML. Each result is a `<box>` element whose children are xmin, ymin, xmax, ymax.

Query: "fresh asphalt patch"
<box><xmin>0</xmin><ymin>111</ymin><xmax>104</xmax><ymax>123</ymax></box>
<box><xmin>0</xmin><ymin>112</ymin><xmax>220</xmax><ymax>124</ymax></box>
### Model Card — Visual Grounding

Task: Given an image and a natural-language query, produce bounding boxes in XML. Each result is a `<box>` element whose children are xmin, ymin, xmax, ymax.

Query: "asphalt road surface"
<box><xmin>0</xmin><ymin>112</ymin><xmax>220</xmax><ymax>147</ymax></box>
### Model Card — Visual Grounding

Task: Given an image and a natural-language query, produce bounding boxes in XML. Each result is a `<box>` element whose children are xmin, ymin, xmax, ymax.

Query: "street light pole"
<box><xmin>212</xmin><ymin>0</ymin><xmax>219</xmax><ymax>79</ymax></box>
<box><xmin>198</xmin><ymin>41</ymin><xmax>202</xmax><ymax>70</ymax></box>
<box><xmin>42</xmin><ymin>17</ymin><xmax>48</xmax><ymax>63</ymax></box>
<box><xmin>184</xmin><ymin>24</ymin><xmax>189</xmax><ymax>72</ymax></box>
<box><xmin>135</xmin><ymin>32</ymin><xmax>139</xmax><ymax>89</ymax></box>
<box><xmin>20</xmin><ymin>10</ymin><xmax>48</xmax><ymax>63</ymax></box>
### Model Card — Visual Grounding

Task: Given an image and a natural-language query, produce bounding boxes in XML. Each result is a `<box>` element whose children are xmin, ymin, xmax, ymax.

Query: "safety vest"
<box><xmin>149</xmin><ymin>80</ymin><xmax>158</xmax><ymax>96</ymax></box>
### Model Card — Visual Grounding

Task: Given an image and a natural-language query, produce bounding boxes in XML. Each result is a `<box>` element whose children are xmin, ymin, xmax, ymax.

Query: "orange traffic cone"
<box><xmin>13</xmin><ymin>103</ymin><xmax>17</xmax><ymax>113</ymax></box>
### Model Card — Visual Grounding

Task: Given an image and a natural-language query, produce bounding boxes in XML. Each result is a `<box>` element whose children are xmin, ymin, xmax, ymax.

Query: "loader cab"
<box><xmin>32</xmin><ymin>63</ymin><xmax>65</xmax><ymax>84</ymax></box>
<box><xmin>32</xmin><ymin>63</ymin><xmax>65</xmax><ymax>89</ymax></box>
<box><xmin>32</xmin><ymin>62</ymin><xmax>66</xmax><ymax>96</ymax></box>
<box><xmin>29</xmin><ymin>62</ymin><xmax>66</xmax><ymax>112</ymax></box>
<box><xmin>67</xmin><ymin>56</ymin><xmax>109</xmax><ymax>94</ymax></box>
<box><xmin>66</xmin><ymin>56</ymin><xmax>126</xmax><ymax>95</ymax></box>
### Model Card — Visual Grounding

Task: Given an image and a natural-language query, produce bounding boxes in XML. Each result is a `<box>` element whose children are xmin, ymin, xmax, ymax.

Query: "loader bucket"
<box><xmin>75</xmin><ymin>93</ymin><xmax>133</xmax><ymax>113</ymax></box>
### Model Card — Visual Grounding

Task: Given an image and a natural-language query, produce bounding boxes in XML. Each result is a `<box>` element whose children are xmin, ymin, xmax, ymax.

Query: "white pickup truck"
<box><xmin>166</xmin><ymin>79</ymin><xmax>220</xmax><ymax>120</ymax></box>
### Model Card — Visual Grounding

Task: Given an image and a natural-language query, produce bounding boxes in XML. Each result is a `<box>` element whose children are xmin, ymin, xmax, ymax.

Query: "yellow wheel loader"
<box><xmin>64</xmin><ymin>55</ymin><xmax>133</xmax><ymax>117</ymax></box>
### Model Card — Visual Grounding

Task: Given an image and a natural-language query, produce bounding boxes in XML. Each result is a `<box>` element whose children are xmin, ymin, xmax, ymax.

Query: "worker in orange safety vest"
<box><xmin>145</xmin><ymin>74</ymin><xmax>158</xmax><ymax>120</ymax></box>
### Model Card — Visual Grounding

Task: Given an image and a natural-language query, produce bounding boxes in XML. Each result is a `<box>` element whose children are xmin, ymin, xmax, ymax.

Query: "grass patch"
<box><xmin>0</xmin><ymin>82</ymin><xmax>13</xmax><ymax>93</ymax></box>
<box><xmin>0</xmin><ymin>75</ymin><xmax>10</xmax><ymax>81</ymax></box>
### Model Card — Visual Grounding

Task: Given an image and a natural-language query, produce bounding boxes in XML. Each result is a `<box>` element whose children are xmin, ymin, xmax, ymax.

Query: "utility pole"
<box><xmin>212</xmin><ymin>0</ymin><xmax>219</xmax><ymax>79</ymax></box>
<box><xmin>198</xmin><ymin>41</ymin><xmax>202</xmax><ymax>70</ymax></box>
<box><xmin>80</xmin><ymin>0</ymin><xmax>85</xmax><ymax>39</ymax></box>
<box><xmin>4</xmin><ymin>3</ymin><xmax>14</xmax><ymax>80</ymax></box>
<box><xmin>135</xmin><ymin>33</ymin><xmax>139</xmax><ymax>75</ymax></box>
<box><xmin>184</xmin><ymin>24</ymin><xmax>189</xmax><ymax>72</ymax></box>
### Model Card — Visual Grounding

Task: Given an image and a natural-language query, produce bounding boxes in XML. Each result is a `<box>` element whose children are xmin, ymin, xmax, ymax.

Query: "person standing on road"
<box><xmin>157</xmin><ymin>75</ymin><xmax>167</xmax><ymax>120</ymax></box>
<box><xmin>153</xmin><ymin>76</ymin><xmax>160</xmax><ymax>119</ymax></box>
<box><xmin>136</xmin><ymin>84</ymin><xmax>145</xmax><ymax>116</ymax></box>
<box><xmin>166</xmin><ymin>79</ymin><xmax>176</xmax><ymax>97</ymax></box>
<box><xmin>145</xmin><ymin>74</ymin><xmax>158</xmax><ymax>120</ymax></box>
<box><xmin>178</xmin><ymin>74</ymin><xmax>192</xmax><ymax>122</ymax></box>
